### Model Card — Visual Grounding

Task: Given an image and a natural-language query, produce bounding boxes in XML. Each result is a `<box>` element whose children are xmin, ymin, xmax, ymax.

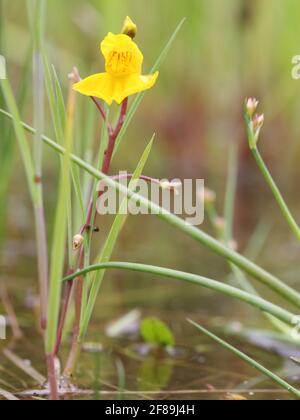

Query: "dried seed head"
<box><xmin>68</xmin><ymin>67</ymin><xmax>81</xmax><ymax>84</ymax></box>
<box><xmin>246</xmin><ymin>98</ymin><xmax>259</xmax><ymax>118</ymax></box>
<box><xmin>73</xmin><ymin>234</ymin><xmax>84</xmax><ymax>251</ymax></box>
<box><xmin>122</xmin><ymin>16</ymin><xmax>137</xmax><ymax>39</ymax></box>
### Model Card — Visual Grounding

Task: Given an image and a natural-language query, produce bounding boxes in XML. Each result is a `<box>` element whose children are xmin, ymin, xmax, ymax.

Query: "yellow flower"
<box><xmin>73</xmin><ymin>32</ymin><xmax>159</xmax><ymax>105</ymax></box>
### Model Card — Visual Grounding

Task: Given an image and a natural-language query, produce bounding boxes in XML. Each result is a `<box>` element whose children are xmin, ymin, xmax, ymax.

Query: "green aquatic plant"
<box><xmin>1</xmin><ymin>4</ymin><xmax>300</xmax><ymax>401</ymax></box>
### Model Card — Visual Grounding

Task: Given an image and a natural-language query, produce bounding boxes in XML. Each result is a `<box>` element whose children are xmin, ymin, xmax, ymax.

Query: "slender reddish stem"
<box><xmin>79</xmin><ymin>97</ymin><xmax>129</xmax><ymax>236</ymax></box>
<box><xmin>46</xmin><ymin>354</ymin><xmax>59</xmax><ymax>400</ymax></box>
<box><xmin>54</xmin><ymin>276</ymin><xmax>73</xmax><ymax>356</ymax></box>
<box><xmin>90</xmin><ymin>97</ymin><xmax>113</xmax><ymax>136</ymax></box>
<box><xmin>63</xmin><ymin>98</ymin><xmax>129</xmax><ymax>377</ymax></box>
<box><xmin>34</xmin><ymin>206</ymin><xmax>48</xmax><ymax>330</ymax></box>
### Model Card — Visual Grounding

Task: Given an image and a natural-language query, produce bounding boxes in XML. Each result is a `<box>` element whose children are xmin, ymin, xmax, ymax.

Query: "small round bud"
<box><xmin>73</xmin><ymin>234</ymin><xmax>84</xmax><ymax>251</ymax></box>
<box><xmin>160</xmin><ymin>180</ymin><xmax>182</xmax><ymax>195</ymax></box>
<box><xmin>122</xmin><ymin>16</ymin><xmax>137</xmax><ymax>39</ymax></box>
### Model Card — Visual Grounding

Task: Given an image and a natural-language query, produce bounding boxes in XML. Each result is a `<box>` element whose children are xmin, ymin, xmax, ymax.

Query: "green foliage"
<box><xmin>189</xmin><ymin>320</ymin><xmax>300</xmax><ymax>399</ymax></box>
<box><xmin>140</xmin><ymin>317</ymin><xmax>175</xmax><ymax>347</ymax></box>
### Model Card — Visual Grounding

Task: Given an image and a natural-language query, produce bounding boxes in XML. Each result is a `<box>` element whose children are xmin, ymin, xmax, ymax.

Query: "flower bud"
<box><xmin>160</xmin><ymin>180</ymin><xmax>182</xmax><ymax>195</ymax></box>
<box><xmin>253</xmin><ymin>113</ymin><xmax>264</xmax><ymax>140</ymax></box>
<box><xmin>246</xmin><ymin>98</ymin><xmax>259</xmax><ymax>118</ymax></box>
<box><xmin>73</xmin><ymin>234</ymin><xmax>84</xmax><ymax>251</ymax></box>
<box><xmin>122</xmin><ymin>16</ymin><xmax>137</xmax><ymax>39</ymax></box>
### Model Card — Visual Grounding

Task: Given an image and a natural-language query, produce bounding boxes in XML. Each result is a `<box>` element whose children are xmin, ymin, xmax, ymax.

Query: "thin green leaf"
<box><xmin>63</xmin><ymin>261</ymin><xmax>298</xmax><ymax>328</ymax></box>
<box><xmin>188</xmin><ymin>320</ymin><xmax>300</xmax><ymax>399</ymax></box>
<box><xmin>46</xmin><ymin>92</ymin><xmax>74</xmax><ymax>354</ymax></box>
<box><xmin>0</xmin><ymin>79</ymin><xmax>37</xmax><ymax>202</ymax></box>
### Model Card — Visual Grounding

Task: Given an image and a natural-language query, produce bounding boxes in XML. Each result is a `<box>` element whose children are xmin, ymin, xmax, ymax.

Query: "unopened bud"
<box><xmin>160</xmin><ymin>180</ymin><xmax>182</xmax><ymax>195</ymax></box>
<box><xmin>122</xmin><ymin>16</ymin><xmax>137</xmax><ymax>39</ymax></box>
<box><xmin>252</xmin><ymin>113</ymin><xmax>264</xmax><ymax>142</ymax></box>
<box><xmin>253</xmin><ymin>113</ymin><xmax>264</xmax><ymax>131</ymax></box>
<box><xmin>246</xmin><ymin>98</ymin><xmax>259</xmax><ymax>118</ymax></box>
<box><xmin>73</xmin><ymin>234</ymin><xmax>84</xmax><ymax>251</ymax></box>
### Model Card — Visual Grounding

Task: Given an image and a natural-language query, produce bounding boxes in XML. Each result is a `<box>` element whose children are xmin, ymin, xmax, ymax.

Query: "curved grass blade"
<box><xmin>63</xmin><ymin>262</ymin><xmax>297</xmax><ymax>328</ymax></box>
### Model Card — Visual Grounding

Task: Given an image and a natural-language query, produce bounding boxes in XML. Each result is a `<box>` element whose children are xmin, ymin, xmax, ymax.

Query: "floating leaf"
<box><xmin>141</xmin><ymin>317</ymin><xmax>175</xmax><ymax>347</ymax></box>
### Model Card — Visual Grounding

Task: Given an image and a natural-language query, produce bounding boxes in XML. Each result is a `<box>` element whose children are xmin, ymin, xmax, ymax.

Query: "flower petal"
<box><xmin>101</xmin><ymin>33</ymin><xmax>143</xmax><ymax>76</ymax></box>
<box><xmin>73</xmin><ymin>71</ymin><xmax>159</xmax><ymax>106</ymax></box>
<box><xmin>113</xmin><ymin>71</ymin><xmax>159</xmax><ymax>104</ymax></box>
<box><xmin>73</xmin><ymin>73</ymin><xmax>115</xmax><ymax>105</ymax></box>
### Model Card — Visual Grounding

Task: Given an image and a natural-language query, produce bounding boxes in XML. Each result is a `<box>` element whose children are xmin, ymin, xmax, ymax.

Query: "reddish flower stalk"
<box><xmin>62</xmin><ymin>96</ymin><xmax>128</xmax><ymax>376</ymax></box>
<box><xmin>53</xmin><ymin>272</ymin><xmax>73</xmax><ymax>356</ymax></box>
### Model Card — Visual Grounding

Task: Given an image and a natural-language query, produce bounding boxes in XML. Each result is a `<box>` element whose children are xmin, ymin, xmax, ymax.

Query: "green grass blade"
<box><xmin>113</xmin><ymin>18</ymin><xmax>186</xmax><ymax>157</ymax></box>
<box><xmin>51</xmin><ymin>64</ymin><xmax>66</xmax><ymax>129</ymax></box>
<box><xmin>0</xmin><ymin>80</ymin><xmax>36</xmax><ymax>202</ymax></box>
<box><xmin>41</xmin><ymin>51</ymin><xmax>64</xmax><ymax>143</ymax></box>
<box><xmin>222</xmin><ymin>145</ymin><xmax>291</xmax><ymax>334</ymax></box>
<box><xmin>0</xmin><ymin>35</ymin><xmax>32</xmax><ymax>250</ymax></box>
<box><xmin>63</xmin><ymin>261</ymin><xmax>297</xmax><ymax>328</ymax></box>
<box><xmin>223</xmin><ymin>142</ymin><xmax>238</xmax><ymax>243</ymax></box>
<box><xmin>79</xmin><ymin>135</ymin><xmax>155</xmax><ymax>340</ymax></box>
<box><xmin>45</xmin><ymin>92</ymin><xmax>74</xmax><ymax>354</ymax></box>
<box><xmin>188</xmin><ymin>320</ymin><xmax>300</xmax><ymax>399</ymax></box>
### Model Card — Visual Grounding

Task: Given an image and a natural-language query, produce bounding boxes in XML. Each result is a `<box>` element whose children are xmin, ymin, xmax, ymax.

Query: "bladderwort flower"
<box><xmin>73</xmin><ymin>17</ymin><xmax>159</xmax><ymax>105</ymax></box>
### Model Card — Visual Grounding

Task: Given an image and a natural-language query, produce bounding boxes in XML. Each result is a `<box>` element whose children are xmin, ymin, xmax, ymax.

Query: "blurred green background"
<box><xmin>1</xmin><ymin>0</ymin><xmax>300</xmax><ymax>398</ymax></box>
